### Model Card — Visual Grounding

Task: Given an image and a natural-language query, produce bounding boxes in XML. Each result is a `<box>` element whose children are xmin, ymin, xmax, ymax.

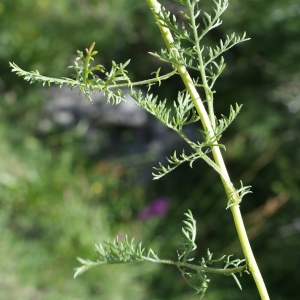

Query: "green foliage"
<box><xmin>177</xmin><ymin>211</ymin><xmax>248</xmax><ymax>297</ymax></box>
<box><xmin>10</xmin><ymin>0</ymin><xmax>248</xmax><ymax>188</ymax></box>
<box><xmin>9</xmin><ymin>48</ymin><xmax>177</xmax><ymax>105</ymax></box>
<box><xmin>9</xmin><ymin>0</ymin><xmax>256</xmax><ymax>297</ymax></box>
<box><xmin>9</xmin><ymin>54</ymin><xmax>132</xmax><ymax>105</ymax></box>
<box><xmin>75</xmin><ymin>211</ymin><xmax>247</xmax><ymax>298</ymax></box>
<box><xmin>9</xmin><ymin>0</ymin><xmax>299</xmax><ymax>299</ymax></box>
<box><xmin>150</xmin><ymin>0</ymin><xmax>249</xmax><ymax>88</ymax></box>
<box><xmin>3</xmin><ymin>0</ymin><xmax>300</xmax><ymax>298</ymax></box>
<box><xmin>0</xmin><ymin>120</ymin><xmax>154</xmax><ymax>299</ymax></box>
<box><xmin>132</xmin><ymin>89</ymin><xmax>246</xmax><ymax>181</ymax></box>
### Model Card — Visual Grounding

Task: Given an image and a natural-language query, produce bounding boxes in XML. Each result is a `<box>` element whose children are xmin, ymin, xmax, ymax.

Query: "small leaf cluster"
<box><xmin>74</xmin><ymin>210</ymin><xmax>247</xmax><ymax>298</ymax></box>
<box><xmin>74</xmin><ymin>235</ymin><xmax>160</xmax><ymax>278</ymax></box>
<box><xmin>132</xmin><ymin>89</ymin><xmax>199</xmax><ymax>134</ymax></box>
<box><xmin>132</xmin><ymin>89</ymin><xmax>242</xmax><ymax>180</ymax></box>
<box><xmin>9</xmin><ymin>61</ymin><xmax>82</xmax><ymax>90</ymax></box>
<box><xmin>177</xmin><ymin>210</ymin><xmax>210</xmax><ymax>297</ymax></box>
<box><xmin>227</xmin><ymin>181</ymin><xmax>252</xmax><ymax>208</ymax></box>
<box><xmin>69</xmin><ymin>42</ymin><xmax>132</xmax><ymax>104</ymax></box>
<box><xmin>177</xmin><ymin>211</ymin><xmax>247</xmax><ymax>298</ymax></box>
<box><xmin>213</xmin><ymin>103</ymin><xmax>243</xmax><ymax>141</ymax></box>
<box><xmin>132</xmin><ymin>89</ymin><xmax>212</xmax><ymax>179</ymax></box>
<box><xmin>10</xmin><ymin>43</ymin><xmax>132</xmax><ymax>104</ymax></box>
<box><xmin>151</xmin><ymin>0</ymin><xmax>249</xmax><ymax>90</ymax></box>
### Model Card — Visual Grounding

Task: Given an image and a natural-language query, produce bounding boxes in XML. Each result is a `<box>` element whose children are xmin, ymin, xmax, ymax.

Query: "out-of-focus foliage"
<box><xmin>0</xmin><ymin>120</ymin><xmax>159</xmax><ymax>299</ymax></box>
<box><xmin>1</xmin><ymin>0</ymin><xmax>300</xmax><ymax>299</ymax></box>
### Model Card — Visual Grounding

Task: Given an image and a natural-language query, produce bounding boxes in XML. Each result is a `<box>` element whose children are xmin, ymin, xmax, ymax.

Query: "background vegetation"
<box><xmin>1</xmin><ymin>0</ymin><xmax>300</xmax><ymax>299</ymax></box>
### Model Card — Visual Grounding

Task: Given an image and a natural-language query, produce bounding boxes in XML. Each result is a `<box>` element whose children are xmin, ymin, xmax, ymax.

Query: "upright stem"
<box><xmin>187</xmin><ymin>2</ymin><xmax>215</xmax><ymax>127</ymax></box>
<box><xmin>145</xmin><ymin>0</ymin><xmax>270</xmax><ymax>299</ymax></box>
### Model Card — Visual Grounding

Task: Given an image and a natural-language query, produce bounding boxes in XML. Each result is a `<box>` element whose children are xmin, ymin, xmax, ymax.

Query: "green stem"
<box><xmin>9</xmin><ymin>63</ymin><xmax>177</xmax><ymax>91</ymax></box>
<box><xmin>187</xmin><ymin>0</ymin><xmax>215</xmax><ymax>127</ymax></box>
<box><xmin>83</xmin><ymin>55</ymin><xmax>90</xmax><ymax>84</ymax></box>
<box><xmin>142</xmin><ymin>257</ymin><xmax>247</xmax><ymax>275</ymax></box>
<box><xmin>78</xmin><ymin>256</ymin><xmax>246</xmax><ymax>276</ymax></box>
<box><xmin>123</xmin><ymin>70</ymin><xmax>178</xmax><ymax>88</ymax></box>
<box><xmin>145</xmin><ymin>1</ymin><xmax>270</xmax><ymax>299</ymax></box>
<box><xmin>83</xmin><ymin>43</ymin><xmax>94</xmax><ymax>84</ymax></box>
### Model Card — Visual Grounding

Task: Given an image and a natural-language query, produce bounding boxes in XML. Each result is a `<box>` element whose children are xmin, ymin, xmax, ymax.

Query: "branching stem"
<box><xmin>187</xmin><ymin>1</ymin><xmax>215</xmax><ymax>127</ymax></box>
<box><xmin>96</xmin><ymin>255</ymin><xmax>246</xmax><ymax>275</ymax></box>
<box><xmin>146</xmin><ymin>1</ymin><xmax>270</xmax><ymax>299</ymax></box>
<box><xmin>9</xmin><ymin>62</ymin><xmax>177</xmax><ymax>91</ymax></box>
<box><xmin>147</xmin><ymin>258</ymin><xmax>246</xmax><ymax>275</ymax></box>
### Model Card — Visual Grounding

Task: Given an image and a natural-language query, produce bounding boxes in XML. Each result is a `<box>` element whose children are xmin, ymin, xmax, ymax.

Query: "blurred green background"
<box><xmin>1</xmin><ymin>0</ymin><xmax>300</xmax><ymax>299</ymax></box>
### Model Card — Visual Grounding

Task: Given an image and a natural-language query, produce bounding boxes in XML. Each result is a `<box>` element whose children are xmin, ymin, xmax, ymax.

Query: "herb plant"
<box><xmin>10</xmin><ymin>0</ymin><xmax>270</xmax><ymax>298</ymax></box>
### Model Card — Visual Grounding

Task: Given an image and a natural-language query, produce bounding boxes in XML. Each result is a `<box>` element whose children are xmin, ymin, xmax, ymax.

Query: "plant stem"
<box><xmin>145</xmin><ymin>0</ymin><xmax>270</xmax><ymax>299</ymax></box>
<box><xmin>83</xmin><ymin>42</ymin><xmax>95</xmax><ymax>84</ymax></box>
<box><xmin>187</xmin><ymin>1</ymin><xmax>215</xmax><ymax>127</ymax></box>
<box><xmin>142</xmin><ymin>257</ymin><xmax>247</xmax><ymax>275</ymax></box>
<box><xmin>9</xmin><ymin>63</ymin><xmax>177</xmax><ymax>91</ymax></box>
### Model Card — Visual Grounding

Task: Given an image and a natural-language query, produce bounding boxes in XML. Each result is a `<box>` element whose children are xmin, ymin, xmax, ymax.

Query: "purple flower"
<box><xmin>138</xmin><ymin>197</ymin><xmax>170</xmax><ymax>221</ymax></box>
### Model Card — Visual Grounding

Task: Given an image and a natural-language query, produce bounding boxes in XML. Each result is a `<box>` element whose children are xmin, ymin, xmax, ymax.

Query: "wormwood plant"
<box><xmin>10</xmin><ymin>0</ymin><xmax>270</xmax><ymax>299</ymax></box>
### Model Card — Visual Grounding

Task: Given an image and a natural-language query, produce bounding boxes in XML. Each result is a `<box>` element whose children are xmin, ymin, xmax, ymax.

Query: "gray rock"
<box><xmin>39</xmin><ymin>86</ymin><xmax>147</xmax><ymax>131</ymax></box>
